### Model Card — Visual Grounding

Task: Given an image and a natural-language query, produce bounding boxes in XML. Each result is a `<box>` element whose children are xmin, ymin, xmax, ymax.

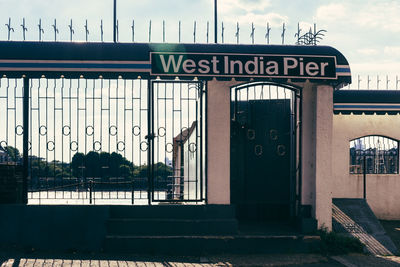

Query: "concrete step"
<box><xmin>332</xmin><ymin>198</ymin><xmax>399</xmax><ymax>255</ymax></box>
<box><xmin>108</xmin><ymin>205</ymin><xmax>236</xmax><ymax>220</ymax></box>
<box><xmin>103</xmin><ymin>235</ymin><xmax>321</xmax><ymax>254</ymax></box>
<box><xmin>106</xmin><ymin>218</ymin><xmax>238</xmax><ymax>236</ymax></box>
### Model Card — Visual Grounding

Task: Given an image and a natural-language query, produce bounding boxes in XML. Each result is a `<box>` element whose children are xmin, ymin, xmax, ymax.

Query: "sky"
<box><xmin>1</xmin><ymin>0</ymin><xmax>400</xmax><ymax>88</ymax></box>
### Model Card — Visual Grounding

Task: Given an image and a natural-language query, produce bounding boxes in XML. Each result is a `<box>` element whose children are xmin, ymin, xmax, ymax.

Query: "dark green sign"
<box><xmin>151</xmin><ymin>52</ymin><xmax>337</xmax><ymax>79</ymax></box>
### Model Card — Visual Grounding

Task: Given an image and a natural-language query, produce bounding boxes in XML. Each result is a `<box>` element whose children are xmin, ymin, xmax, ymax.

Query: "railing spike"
<box><xmin>149</xmin><ymin>20</ymin><xmax>151</xmax><ymax>42</ymax></box>
<box><xmin>250</xmin><ymin>22</ymin><xmax>255</xmax><ymax>44</ymax></box>
<box><xmin>281</xmin><ymin>22</ymin><xmax>286</xmax><ymax>45</ymax></box>
<box><xmin>38</xmin><ymin>19</ymin><xmax>44</xmax><ymax>41</ymax></box>
<box><xmin>5</xmin><ymin>18</ymin><xmax>14</xmax><ymax>41</ymax></box>
<box><xmin>206</xmin><ymin>21</ymin><xmax>209</xmax><ymax>44</ymax></box>
<box><xmin>68</xmin><ymin>19</ymin><xmax>74</xmax><ymax>42</ymax></box>
<box><xmin>100</xmin><ymin>20</ymin><xmax>104</xmax><ymax>42</ymax></box>
<box><xmin>52</xmin><ymin>19</ymin><xmax>59</xmax><ymax>42</ymax></box>
<box><xmin>235</xmin><ymin>22</ymin><xmax>239</xmax><ymax>44</ymax></box>
<box><xmin>21</xmin><ymin>18</ymin><xmax>28</xmax><ymax>41</ymax></box>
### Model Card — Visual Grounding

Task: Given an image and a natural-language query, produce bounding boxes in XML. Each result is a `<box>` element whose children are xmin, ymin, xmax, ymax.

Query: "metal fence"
<box><xmin>350</xmin><ymin>135</ymin><xmax>399</xmax><ymax>174</ymax></box>
<box><xmin>0</xmin><ymin>77</ymin><xmax>207</xmax><ymax>205</ymax></box>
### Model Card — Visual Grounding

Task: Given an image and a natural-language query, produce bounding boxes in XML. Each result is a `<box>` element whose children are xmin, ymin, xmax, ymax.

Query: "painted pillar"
<box><xmin>207</xmin><ymin>79</ymin><xmax>239</xmax><ymax>204</ymax></box>
<box><xmin>302</xmin><ymin>83</ymin><xmax>333</xmax><ymax>230</ymax></box>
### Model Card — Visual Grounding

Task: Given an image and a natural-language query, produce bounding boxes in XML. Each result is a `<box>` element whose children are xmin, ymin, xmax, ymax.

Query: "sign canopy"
<box><xmin>0</xmin><ymin>41</ymin><xmax>351</xmax><ymax>87</ymax></box>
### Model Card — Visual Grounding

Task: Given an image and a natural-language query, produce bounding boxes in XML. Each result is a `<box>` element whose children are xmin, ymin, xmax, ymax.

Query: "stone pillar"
<box><xmin>207</xmin><ymin>79</ymin><xmax>239</xmax><ymax>204</ymax></box>
<box><xmin>301</xmin><ymin>83</ymin><xmax>333</xmax><ymax>230</ymax></box>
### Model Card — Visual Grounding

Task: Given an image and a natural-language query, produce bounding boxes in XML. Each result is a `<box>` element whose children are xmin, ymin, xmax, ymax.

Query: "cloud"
<box><xmin>316</xmin><ymin>3</ymin><xmax>348</xmax><ymax>22</ymax></box>
<box><xmin>384</xmin><ymin>46</ymin><xmax>400</xmax><ymax>57</ymax></box>
<box><xmin>223</xmin><ymin>12</ymin><xmax>288</xmax><ymax>27</ymax></box>
<box><xmin>357</xmin><ymin>48</ymin><xmax>379</xmax><ymax>56</ymax></box>
<box><xmin>219</xmin><ymin>0</ymin><xmax>271</xmax><ymax>14</ymax></box>
<box><xmin>354</xmin><ymin>2</ymin><xmax>400</xmax><ymax>32</ymax></box>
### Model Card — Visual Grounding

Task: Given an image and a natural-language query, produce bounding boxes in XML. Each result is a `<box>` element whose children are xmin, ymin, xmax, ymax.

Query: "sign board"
<box><xmin>151</xmin><ymin>52</ymin><xmax>337</xmax><ymax>79</ymax></box>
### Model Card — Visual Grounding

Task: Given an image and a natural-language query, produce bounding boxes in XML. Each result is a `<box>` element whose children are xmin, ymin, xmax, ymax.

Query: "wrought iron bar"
<box><xmin>68</xmin><ymin>19</ymin><xmax>74</xmax><ymax>42</ymax></box>
<box><xmin>235</xmin><ymin>22</ymin><xmax>239</xmax><ymax>44</ymax></box>
<box><xmin>21</xmin><ymin>18</ymin><xmax>27</xmax><ymax>41</ymax></box>
<box><xmin>163</xmin><ymin>20</ymin><xmax>165</xmax><ymax>43</ymax></box>
<box><xmin>100</xmin><ymin>20</ymin><xmax>104</xmax><ymax>42</ymax></box>
<box><xmin>113</xmin><ymin>0</ymin><xmax>117</xmax><ymax>43</ymax></box>
<box><xmin>265</xmin><ymin>22</ymin><xmax>271</xmax><ymax>44</ymax></box>
<box><xmin>5</xmin><ymin>18</ymin><xmax>14</xmax><ymax>41</ymax></box>
<box><xmin>52</xmin><ymin>19</ymin><xmax>59</xmax><ymax>42</ymax></box>
<box><xmin>84</xmin><ymin>19</ymin><xmax>89</xmax><ymax>42</ymax></box>
<box><xmin>250</xmin><ymin>22</ymin><xmax>255</xmax><ymax>44</ymax></box>
<box><xmin>178</xmin><ymin>21</ymin><xmax>181</xmax><ymax>43</ymax></box>
<box><xmin>38</xmin><ymin>19</ymin><xmax>44</xmax><ymax>41</ymax></box>
<box><xmin>193</xmin><ymin>21</ymin><xmax>196</xmax><ymax>43</ymax></box>
<box><xmin>149</xmin><ymin>20</ymin><xmax>151</xmax><ymax>42</ymax></box>
<box><xmin>23</xmin><ymin>77</ymin><xmax>29</xmax><ymax>204</ymax></box>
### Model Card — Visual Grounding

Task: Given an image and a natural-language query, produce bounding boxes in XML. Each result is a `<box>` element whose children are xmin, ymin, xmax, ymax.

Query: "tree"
<box><xmin>5</xmin><ymin>146</ymin><xmax>20</xmax><ymax>162</ymax></box>
<box><xmin>71</xmin><ymin>152</ymin><xmax>85</xmax><ymax>177</ymax></box>
<box><xmin>85</xmin><ymin>151</ymin><xmax>100</xmax><ymax>177</ymax></box>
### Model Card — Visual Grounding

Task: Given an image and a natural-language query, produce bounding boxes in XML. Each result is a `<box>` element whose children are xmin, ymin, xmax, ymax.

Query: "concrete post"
<box><xmin>301</xmin><ymin>83</ymin><xmax>333</xmax><ymax>230</ymax></box>
<box><xmin>315</xmin><ymin>84</ymin><xmax>333</xmax><ymax>230</ymax></box>
<box><xmin>207</xmin><ymin>79</ymin><xmax>239</xmax><ymax>204</ymax></box>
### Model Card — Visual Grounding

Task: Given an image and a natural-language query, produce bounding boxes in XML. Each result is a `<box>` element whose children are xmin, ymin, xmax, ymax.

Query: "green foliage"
<box><xmin>5</xmin><ymin>146</ymin><xmax>20</xmax><ymax>162</ymax></box>
<box><xmin>318</xmin><ymin>229</ymin><xmax>364</xmax><ymax>255</ymax></box>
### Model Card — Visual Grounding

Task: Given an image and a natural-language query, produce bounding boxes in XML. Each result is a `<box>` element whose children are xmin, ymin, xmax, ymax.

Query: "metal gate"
<box><xmin>0</xmin><ymin>77</ymin><xmax>206</xmax><ymax>205</ymax></box>
<box><xmin>230</xmin><ymin>82</ymin><xmax>301</xmax><ymax>220</ymax></box>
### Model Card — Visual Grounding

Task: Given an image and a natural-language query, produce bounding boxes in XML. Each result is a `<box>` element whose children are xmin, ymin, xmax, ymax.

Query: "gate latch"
<box><xmin>145</xmin><ymin>133</ymin><xmax>156</xmax><ymax>140</ymax></box>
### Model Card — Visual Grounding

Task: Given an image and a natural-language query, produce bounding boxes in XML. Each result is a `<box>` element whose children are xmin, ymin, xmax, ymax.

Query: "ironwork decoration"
<box><xmin>277</xmin><ymin>144</ymin><xmax>286</xmax><ymax>156</ymax></box>
<box><xmin>84</xmin><ymin>19</ymin><xmax>89</xmax><ymax>42</ymax></box>
<box><xmin>100</xmin><ymin>20</ymin><xmax>104</xmax><ymax>42</ymax></box>
<box><xmin>358</xmin><ymin>75</ymin><xmax>361</xmax><ymax>90</ymax></box>
<box><xmin>193</xmin><ymin>21</ymin><xmax>196</xmax><ymax>43</ymax></box>
<box><xmin>21</xmin><ymin>18</ymin><xmax>28</xmax><ymax>41</ymax></box>
<box><xmin>178</xmin><ymin>21</ymin><xmax>181</xmax><ymax>43</ymax></box>
<box><xmin>281</xmin><ymin>23</ymin><xmax>285</xmax><ymax>44</ymax></box>
<box><xmin>265</xmin><ymin>22</ymin><xmax>271</xmax><ymax>44</ymax></box>
<box><xmin>254</xmin><ymin>144</ymin><xmax>263</xmax><ymax>156</ymax></box>
<box><xmin>38</xmin><ymin>19</ymin><xmax>44</xmax><ymax>41</ymax></box>
<box><xmin>295</xmin><ymin>23</ymin><xmax>326</xmax><ymax>46</ymax></box>
<box><xmin>206</xmin><ymin>21</ymin><xmax>209</xmax><ymax>43</ymax></box>
<box><xmin>68</xmin><ymin>19</ymin><xmax>74</xmax><ymax>42</ymax></box>
<box><xmin>221</xmin><ymin>21</ymin><xmax>224</xmax><ymax>43</ymax></box>
<box><xmin>235</xmin><ymin>22</ymin><xmax>240</xmax><ymax>44</ymax></box>
<box><xmin>163</xmin><ymin>20</ymin><xmax>165</xmax><ymax>43</ymax></box>
<box><xmin>247</xmin><ymin>129</ymin><xmax>255</xmax><ymax>140</ymax></box>
<box><xmin>52</xmin><ymin>19</ymin><xmax>59</xmax><ymax>42</ymax></box>
<box><xmin>5</xmin><ymin>18</ymin><xmax>14</xmax><ymax>41</ymax></box>
<box><xmin>250</xmin><ymin>22</ymin><xmax>255</xmax><ymax>44</ymax></box>
<box><xmin>115</xmin><ymin>19</ymin><xmax>119</xmax><ymax>42</ymax></box>
<box><xmin>149</xmin><ymin>20</ymin><xmax>151</xmax><ymax>42</ymax></box>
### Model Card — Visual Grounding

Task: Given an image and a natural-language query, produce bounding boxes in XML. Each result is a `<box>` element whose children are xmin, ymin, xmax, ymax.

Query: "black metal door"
<box><xmin>231</xmin><ymin>83</ymin><xmax>300</xmax><ymax>221</ymax></box>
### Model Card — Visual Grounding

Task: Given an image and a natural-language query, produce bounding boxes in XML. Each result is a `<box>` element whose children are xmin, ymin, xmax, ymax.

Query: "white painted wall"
<box><xmin>301</xmin><ymin>83</ymin><xmax>334</xmax><ymax>230</ymax></box>
<box><xmin>333</xmin><ymin>113</ymin><xmax>400</xmax><ymax>220</ymax></box>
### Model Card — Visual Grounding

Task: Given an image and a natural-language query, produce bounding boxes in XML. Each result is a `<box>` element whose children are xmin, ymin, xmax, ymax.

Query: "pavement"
<box><xmin>1</xmin><ymin>252</ymin><xmax>400</xmax><ymax>267</ymax></box>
